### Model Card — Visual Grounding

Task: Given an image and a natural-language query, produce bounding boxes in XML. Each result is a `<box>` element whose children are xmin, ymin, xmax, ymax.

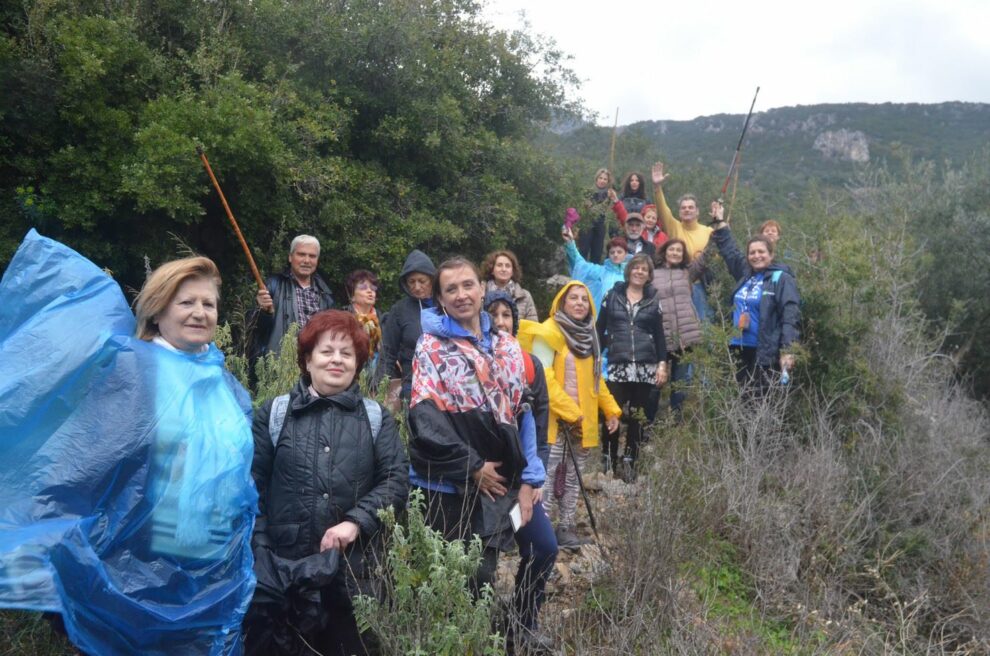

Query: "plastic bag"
<box><xmin>0</xmin><ymin>230</ymin><xmax>258</xmax><ymax>655</ymax></box>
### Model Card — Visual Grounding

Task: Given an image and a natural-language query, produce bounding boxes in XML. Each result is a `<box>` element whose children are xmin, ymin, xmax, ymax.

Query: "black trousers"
<box><xmin>419</xmin><ymin>486</ymin><xmax>500</xmax><ymax>597</ymax></box>
<box><xmin>317</xmin><ymin>577</ymin><xmax>371</xmax><ymax>656</ymax></box>
<box><xmin>603</xmin><ymin>381</ymin><xmax>653</xmax><ymax>464</ymax></box>
<box><xmin>731</xmin><ymin>345</ymin><xmax>777</xmax><ymax>398</ymax></box>
<box><xmin>578</xmin><ymin>216</ymin><xmax>606</xmax><ymax>264</ymax></box>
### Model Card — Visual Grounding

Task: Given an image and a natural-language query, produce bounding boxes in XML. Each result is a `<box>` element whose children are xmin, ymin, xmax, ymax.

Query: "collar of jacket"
<box><xmin>750</xmin><ymin>263</ymin><xmax>790</xmax><ymax>280</ymax></box>
<box><xmin>290</xmin><ymin>379</ymin><xmax>363</xmax><ymax>413</ymax></box>
<box><xmin>604</xmin><ymin>258</ymin><xmax>625</xmax><ymax>274</ymax></box>
<box><xmin>278</xmin><ymin>268</ymin><xmax>330</xmax><ymax>292</ymax></box>
<box><xmin>420</xmin><ymin>306</ymin><xmax>494</xmax><ymax>353</ymax></box>
<box><xmin>610</xmin><ymin>280</ymin><xmax>657</xmax><ymax>299</ymax></box>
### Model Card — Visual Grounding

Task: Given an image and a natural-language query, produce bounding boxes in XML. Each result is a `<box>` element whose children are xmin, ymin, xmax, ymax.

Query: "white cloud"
<box><xmin>483</xmin><ymin>0</ymin><xmax>990</xmax><ymax>123</ymax></box>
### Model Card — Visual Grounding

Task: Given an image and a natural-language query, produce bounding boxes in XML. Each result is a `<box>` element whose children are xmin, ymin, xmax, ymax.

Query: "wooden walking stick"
<box><xmin>196</xmin><ymin>147</ymin><xmax>268</xmax><ymax>297</ymax></box>
<box><xmin>608</xmin><ymin>107</ymin><xmax>619</xmax><ymax>178</ymax></box>
<box><xmin>726</xmin><ymin>151</ymin><xmax>742</xmax><ymax>224</ymax></box>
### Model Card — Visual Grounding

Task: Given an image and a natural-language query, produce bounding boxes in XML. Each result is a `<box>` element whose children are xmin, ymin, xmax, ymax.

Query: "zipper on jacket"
<box><xmin>627</xmin><ymin>295</ymin><xmax>637</xmax><ymax>366</ymax></box>
<box><xmin>667</xmin><ymin>272</ymin><xmax>677</xmax><ymax>348</ymax></box>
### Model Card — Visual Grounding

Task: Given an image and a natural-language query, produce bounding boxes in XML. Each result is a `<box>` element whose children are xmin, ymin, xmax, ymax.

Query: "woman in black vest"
<box><xmin>596</xmin><ymin>254</ymin><xmax>668</xmax><ymax>482</ymax></box>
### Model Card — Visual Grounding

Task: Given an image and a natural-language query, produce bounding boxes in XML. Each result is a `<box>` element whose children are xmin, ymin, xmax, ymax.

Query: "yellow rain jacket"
<box><xmin>517</xmin><ymin>281</ymin><xmax>621</xmax><ymax>448</ymax></box>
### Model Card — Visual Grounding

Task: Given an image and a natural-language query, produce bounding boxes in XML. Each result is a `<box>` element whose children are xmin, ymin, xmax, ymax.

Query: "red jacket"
<box><xmin>611</xmin><ymin>201</ymin><xmax>669</xmax><ymax>249</ymax></box>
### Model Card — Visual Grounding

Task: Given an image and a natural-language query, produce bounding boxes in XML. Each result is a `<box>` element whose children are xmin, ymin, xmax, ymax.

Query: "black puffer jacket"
<box><xmin>596</xmin><ymin>281</ymin><xmax>668</xmax><ymax>366</ymax></box>
<box><xmin>621</xmin><ymin>196</ymin><xmax>647</xmax><ymax>214</ymax></box>
<box><xmin>380</xmin><ymin>249</ymin><xmax>436</xmax><ymax>393</ymax></box>
<box><xmin>251</xmin><ymin>380</ymin><xmax>409</xmax><ymax>562</ymax></box>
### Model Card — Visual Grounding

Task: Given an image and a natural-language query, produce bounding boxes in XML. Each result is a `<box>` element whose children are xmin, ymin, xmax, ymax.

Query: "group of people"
<box><xmin>0</xmin><ymin>159</ymin><xmax>801</xmax><ymax>656</ymax></box>
<box><xmin>235</xmin><ymin>159</ymin><xmax>801</xmax><ymax>653</ymax></box>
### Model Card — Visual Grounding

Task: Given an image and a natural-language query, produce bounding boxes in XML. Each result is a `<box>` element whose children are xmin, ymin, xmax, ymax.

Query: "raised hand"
<box><xmin>710</xmin><ymin>200</ymin><xmax>725</xmax><ymax>223</ymax></box>
<box><xmin>256</xmin><ymin>288</ymin><xmax>274</xmax><ymax>312</ymax></box>
<box><xmin>652</xmin><ymin>162</ymin><xmax>670</xmax><ymax>186</ymax></box>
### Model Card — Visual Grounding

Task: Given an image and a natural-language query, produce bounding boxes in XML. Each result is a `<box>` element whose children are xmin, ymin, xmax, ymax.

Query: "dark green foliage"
<box><xmin>909</xmin><ymin>153</ymin><xmax>990</xmax><ymax>398</ymax></box>
<box><xmin>0</xmin><ymin>0</ymin><xmax>583</xmax><ymax>312</ymax></box>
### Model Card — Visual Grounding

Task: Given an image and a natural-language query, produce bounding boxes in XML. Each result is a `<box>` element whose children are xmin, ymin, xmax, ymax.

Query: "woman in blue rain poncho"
<box><xmin>0</xmin><ymin>231</ymin><xmax>257</xmax><ymax>656</ymax></box>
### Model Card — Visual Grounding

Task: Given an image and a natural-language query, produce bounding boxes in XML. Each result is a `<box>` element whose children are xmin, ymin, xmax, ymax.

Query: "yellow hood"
<box><xmin>516</xmin><ymin>279</ymin><xmax>619</xmax><ymax>447</ymax></box>
<box><xmin>518</xmin><ymin>280</ymin><xmax>595</xmax><ymax>354</ymax></box>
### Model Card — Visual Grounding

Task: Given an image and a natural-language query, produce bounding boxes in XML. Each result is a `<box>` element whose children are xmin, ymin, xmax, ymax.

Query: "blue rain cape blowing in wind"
<box><xmin>0</xmin><ymin>230</ymin><xmax>258</xmax><ymax>655</ymax></box>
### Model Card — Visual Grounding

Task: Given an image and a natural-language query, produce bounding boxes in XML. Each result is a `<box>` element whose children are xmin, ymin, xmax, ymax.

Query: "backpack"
<box><xmin>267</xmin><ymin>394</ymin><xmax>383</xmax><ymax>447</ymax></box>
<box><xmin>521</xmin><ymin>350</ymin><xmax>536</xmax><ymax>387</ymax></box>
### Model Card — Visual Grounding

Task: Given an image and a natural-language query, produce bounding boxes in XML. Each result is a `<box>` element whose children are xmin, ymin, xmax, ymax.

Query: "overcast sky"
<box><xmin>483</xmin><ymin>0</ymin><xmax>990</xmax><ymax>125</ymax></box>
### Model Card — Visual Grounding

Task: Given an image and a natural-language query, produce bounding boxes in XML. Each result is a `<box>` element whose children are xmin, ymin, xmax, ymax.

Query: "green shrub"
<box><xmin>216</xmin><ymin>322</ymin><xmax>299</xmax><ymax>407</ymax></box>
<box><xmin>353</xmin><ymin>489</ymin><xmax>503</xmax><ymax>655</ymax></box>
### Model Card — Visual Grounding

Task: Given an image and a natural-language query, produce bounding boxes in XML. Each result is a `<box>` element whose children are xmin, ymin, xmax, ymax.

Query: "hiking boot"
<box><xmin>555</xmin><ymin>526</ymin><xmax>591</xmax><ymax>550</ymax></box>
<box><xmin>620</xmin><ymin>456</ymin><xmax>637</xmax><ymax>483</ymax></box>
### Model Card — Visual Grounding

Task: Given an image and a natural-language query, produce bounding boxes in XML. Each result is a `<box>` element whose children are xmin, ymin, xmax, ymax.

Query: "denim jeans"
<box><xmin>513</xmin><ymin>501</ymin><xmax>557</xmax><ymax>630</ymax></box>
<box><xmin>668</xmin><ymin>351</ymin><xmax>694</xmax><ymax>414</ymax></box>
<box><xmin>691</xmin><ymin>281</ymin><xmax>713</xmax><ymax>323</ymax></box>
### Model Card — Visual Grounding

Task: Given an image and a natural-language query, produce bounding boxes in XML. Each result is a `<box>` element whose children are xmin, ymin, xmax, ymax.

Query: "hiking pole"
<box><xmin>726</xmin><ymin>151</ymin><xmax>742</xmax><ymax>224</ymax></box>
<box><xmin>608</xmin><ymin>107</ymin><xmax>619</xmax><ymax>178</ymax></box>
<box><xmin>196</xmin><ymin>146</ymin><xmax>269</xmax><ymax>298</ymax></box>
<box><xmin>717</xmin><ymin>86</ymin><xmax>760</xmax><ymax>208</ymax></box>
<box><xmin>560</xmin><ymin>423</ymin><xmax>607</xmax><ymax>559</ymax></box>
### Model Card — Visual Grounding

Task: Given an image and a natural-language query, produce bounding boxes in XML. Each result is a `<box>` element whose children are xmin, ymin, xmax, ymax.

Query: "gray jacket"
<box><xmin>485</xmin><ymin>280</ymin><xmax>538</xmax><ymax>321</ymax></box>
<box><xmin>380</xmin><ymin>250</ymin><xmax>437</xmax><ymax>393</ymax></box>
<box><xmin>652</xmin><ymin>266</ymin><xmax>703</xmax><ymax>353</ymax></box>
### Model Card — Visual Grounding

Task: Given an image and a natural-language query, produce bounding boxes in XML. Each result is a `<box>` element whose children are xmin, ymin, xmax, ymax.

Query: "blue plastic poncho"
<box><xmin>0</xmin><ymin>230</ymin><xmax>258</xmax><ymax>655</ymax></box>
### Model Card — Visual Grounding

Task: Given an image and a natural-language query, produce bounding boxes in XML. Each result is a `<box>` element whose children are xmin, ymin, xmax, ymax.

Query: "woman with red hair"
<box><xmin>249</xmin><ymin>310</ymin><xmax>409</xmax><ymax>655</ymax></box>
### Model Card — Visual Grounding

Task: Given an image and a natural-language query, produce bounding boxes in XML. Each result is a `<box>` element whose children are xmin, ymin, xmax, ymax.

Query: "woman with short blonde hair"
<box><xmin>134</xmin><ymin>257</ymin><xmax>221</xmax><ymax>343</ymax></box>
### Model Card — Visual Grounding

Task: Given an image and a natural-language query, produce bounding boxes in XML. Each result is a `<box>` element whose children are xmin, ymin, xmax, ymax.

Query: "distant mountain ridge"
<box><xmin>546</xmin><ymin>102</ymin><xmax>990</xmax><ymax>203</ymax></box>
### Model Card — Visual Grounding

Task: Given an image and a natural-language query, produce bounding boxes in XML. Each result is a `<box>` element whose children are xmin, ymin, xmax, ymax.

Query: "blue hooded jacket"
<box><xmin>564</xmin><ymin>239</ymin><xmax>626</xmax><ymax>310</ymax></box>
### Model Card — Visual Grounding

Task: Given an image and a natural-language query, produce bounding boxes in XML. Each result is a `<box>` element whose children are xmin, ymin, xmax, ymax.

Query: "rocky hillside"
<box><xmin>545</xmin><ymin>101</ymin><xmax>990</xmax><ymax>206</ymax></box>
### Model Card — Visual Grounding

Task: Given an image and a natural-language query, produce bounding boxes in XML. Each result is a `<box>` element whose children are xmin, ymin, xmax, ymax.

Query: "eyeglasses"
<box><xmin>355</xmin><ymin>282</ymin><xmax>378</xmax><ymax>292</ymax></box>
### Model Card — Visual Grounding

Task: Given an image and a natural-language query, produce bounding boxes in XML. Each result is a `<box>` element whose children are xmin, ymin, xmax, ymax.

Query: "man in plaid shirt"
<box><xmin>253</xmin><ymin>235</ymin><xmax>335</xmax><ymax>357</ymax></box>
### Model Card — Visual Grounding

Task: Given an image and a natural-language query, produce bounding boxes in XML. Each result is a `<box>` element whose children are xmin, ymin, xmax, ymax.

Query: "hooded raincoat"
<box><xmin>380</xmin><ymin>249</ymin><xmax>436</xmax><ymax>396</ymax></box>
<box><xmin>563</xmin><ymin>240</ymin><xmax>626</xmax><ymax>310</ymax></box>
<box><xmin>517</xmin><ymin>281</ymin><xmax>621</xmax><ymax>449</ymax></box>
<box><xmin>0</xmin><ymin>230</ymin><xmax>257</xmax><ymax>656</ymax></box>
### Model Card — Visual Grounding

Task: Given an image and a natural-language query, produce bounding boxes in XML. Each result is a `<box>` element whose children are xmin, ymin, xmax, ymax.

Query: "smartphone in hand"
<box><xmin>509</xmin><ymin>502</ymin><xmax>522</xmax><ymax>532</ymax></box>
